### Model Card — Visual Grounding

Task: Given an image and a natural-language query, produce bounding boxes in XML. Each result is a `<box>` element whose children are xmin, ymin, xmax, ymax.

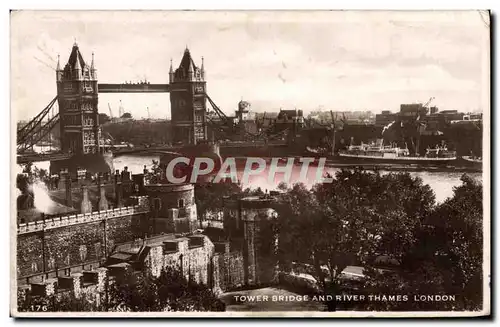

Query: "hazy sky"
<box><xmin>11</xmin><ymin>11</ymin><xmax>489</xmax><ymax>121</ymax></box>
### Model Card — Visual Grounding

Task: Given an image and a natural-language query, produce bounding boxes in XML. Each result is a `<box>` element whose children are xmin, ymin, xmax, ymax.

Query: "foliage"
<box><xmin>242</xmin><ymin>187</ymin><xmax>266</xmax><ymax>197</ymax></box>
<box><xmin>277</xmin><ymin>169</ymin><xmax>435</xmax><ymax>286</ymax></box>
<box><xmin>274</xmin><ymin>169</ymin><xmax>483</xmax><ymax>311</ymax></box>
<box><xmin>195</xmin><ymin>181</ymin><xmax>242</xmax><ymax>221</ymax></box>
<box><xmin>144</xmin><ymin>160</ymin><xmax>164</xmax><ymax>184</ymax></box>
<box><xmin>109</xmin><ymin>268</ymin><xmax>225</xmax><ymax>312</ymax></box>
<box><xmin>121</xmin><ymin>112</ymin><xmax>132</xmax><ymax>119</ymax></box>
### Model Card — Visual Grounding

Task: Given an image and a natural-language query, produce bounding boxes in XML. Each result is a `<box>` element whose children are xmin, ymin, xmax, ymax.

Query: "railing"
<box><xmin>18</xmin><ymin>205</ymin><xmax>149</xmax><ymax>234</ymax></box>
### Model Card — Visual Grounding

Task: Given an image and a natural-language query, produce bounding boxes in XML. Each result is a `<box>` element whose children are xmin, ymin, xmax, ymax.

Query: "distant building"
<box><xmin>235</xmin><ymin>100</ymin><xmax>254</xmax><ymax>122</ymax></box>
<box><xmin>399</xmin><ymin>103</ymin><xmax>427</xmax><ymax>119</ymax></box>
<box><xmin>275</xmin><ymin>109</ymin><xmax>304</xmax><ymax>132</ymax></box>
<box><xmin>375</xmin><ymin>110</ymin><xmax>397</xmax><ymax>127</ymax></box>
<box><xmin>255</xmin><ymin>112</ymin><xmax>279</xmax><ymax>128</ymax></box>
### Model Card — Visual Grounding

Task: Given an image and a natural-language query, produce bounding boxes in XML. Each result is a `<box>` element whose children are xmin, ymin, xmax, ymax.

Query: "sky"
<box><xmin>11</xmin><ymin>10</ymin><xmax>490</xmax><ymax>121</ymax></box>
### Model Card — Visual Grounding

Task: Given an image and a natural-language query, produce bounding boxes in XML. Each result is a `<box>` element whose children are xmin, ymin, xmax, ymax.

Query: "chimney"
<box><xmin>115</xmin><ymin>182</ymin><xmax>123</xmax><ymax>208</ymax></box>
<box><xmin>65</xmin><ymin>176</ymin><xmax>73</xmax><ymax>207</ymax></box>
<box><xmin>80</xmin><ymin>186</ymin><xmax>92</xmax><ymax>214</ymax></box>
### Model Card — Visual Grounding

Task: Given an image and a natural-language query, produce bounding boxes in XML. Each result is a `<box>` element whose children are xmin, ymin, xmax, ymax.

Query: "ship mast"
<box><xmin>330</xmin><ymin>111</ymin><xmax>336</xmax><ymax>155</ymax></box>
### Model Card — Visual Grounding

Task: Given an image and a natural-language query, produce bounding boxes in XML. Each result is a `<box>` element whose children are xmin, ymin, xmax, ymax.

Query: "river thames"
<box><xmin>113</xmin><ymin>154</ymin><xmax>482</xmax><ymax>203</ymax></box>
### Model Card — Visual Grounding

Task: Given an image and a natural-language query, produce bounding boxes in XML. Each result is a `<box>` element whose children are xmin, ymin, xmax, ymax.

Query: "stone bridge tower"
<box><xmin>169</xmin><ymin>48</ymin><xmax>207</xmax><ymax>145</ymax></box>
<box><xmin>56</xmin><ymin>42</ymin><xmax>100</xmax><ymax>155</ymax></box>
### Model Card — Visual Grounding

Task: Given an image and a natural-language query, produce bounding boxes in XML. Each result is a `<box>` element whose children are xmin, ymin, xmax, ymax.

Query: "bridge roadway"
<box><xmin>98</xmin><ymin>83</ymin><xmax>170</xmax><ymax>93</ymax></box>
<box><xmin>16</xmin><ymin>152</ymin><xmax>72</xmax><ymax>164</ymax></box>
<box><xmin>112</xmin><ymin>141</ymin><xmax>289</xmax><ymax>157</ymax></box>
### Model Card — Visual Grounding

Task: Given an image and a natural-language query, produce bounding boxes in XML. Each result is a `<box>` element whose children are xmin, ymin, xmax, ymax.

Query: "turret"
<box><xmin>201</xmin><ymin>56</ymin><xmax>205</xmax><ymax>80</ymax></box>
<box><xmin>73</xmin><ymin>45</ymin><xmax>82</xmax><ymax>80</ymax></box>
<box><xmin>56</xmin><ymin>54</ymin><xmax>63</xmax><ymax>82</ymax></box>
<box><xmin>90</xmin><ymin>52</ymin><xmax>97</xmax><ymax>80</ymax></box>
<box><xmin>169</xmin><ymin>58</ymin><xmax>174</xmax><ymax>83</ymax></box>
<box><xmin>187</xmin><ymin>57</ymin><xmax>194</xmax><ymax>81</ymax></box>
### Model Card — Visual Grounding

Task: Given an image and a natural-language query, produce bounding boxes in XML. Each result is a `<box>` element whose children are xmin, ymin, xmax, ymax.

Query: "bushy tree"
<box><xmin>109</xmin><ymin>268</ymin><xmax>225</xmax><ymax>312</ymax></box>
<box><xmin>195</xmin><ymin>181</ymin><xmax>242</xmax><ymax>221</ymax></box>
<box><xmin>275</xmin><ymin>169</ymin><xmax>442</xmax><ymax>311</ymax></box>
<box><xmin>363</xmin><ymin>174</ymin><xmax>483</xmax><ymax>311</ymax></box>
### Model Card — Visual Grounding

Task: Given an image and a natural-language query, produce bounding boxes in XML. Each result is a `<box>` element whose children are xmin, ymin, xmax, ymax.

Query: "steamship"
<box><xmin>307</xmin><ymin>139</ymin><xmax>457</xmax><ymax>166</ymax></box>
<box><xmin>336</xmin><ymin>141</ymin><xmax>457</xmax><ymax>165</ymax></box>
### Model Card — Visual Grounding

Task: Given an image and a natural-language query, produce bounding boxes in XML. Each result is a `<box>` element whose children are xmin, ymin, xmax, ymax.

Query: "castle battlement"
<box><xmin>18</xmin><ymin>196</ymin><xmax>150</xmax><ymax>234</ymax></box>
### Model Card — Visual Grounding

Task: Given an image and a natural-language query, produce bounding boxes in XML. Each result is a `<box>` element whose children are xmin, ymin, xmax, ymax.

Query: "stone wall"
<box><xmin>240</xmin><ymin>197</ymin><xmax>279</xmax><ymax>286</ymax></box>
<box><xmin>17</xmin><ymin>187</ymin><xmax>280</xmax><ymax>298</ymax></box>
<box><xmin>145</xmin><ymin>235</ymin><xmax>214</xmax><ymax>285</ymax></box>
<box><xmin>136</xmin><ymin>234</ymin><xmax>246</xmax><ymax>294</ymax></box>
<box><xmin>214</xmin><ymin>247</ymin><xmax>245</xmax><ymax>292</ymax></box>
<box><xmin>17</xmin><ymin>199</ymin><xmax>149</xmax><ymax>285</ymax></box>
<box><xmin>18</xmin><ymin>267</ymin><xmax>109</xmax><ymax>309</ymax></box>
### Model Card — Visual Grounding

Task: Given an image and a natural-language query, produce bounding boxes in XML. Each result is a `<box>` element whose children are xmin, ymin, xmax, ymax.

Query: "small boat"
<box><xmin>459</xmin><ymin>155</ymin><xmax>483</xmax><ymax>170</ymax></box>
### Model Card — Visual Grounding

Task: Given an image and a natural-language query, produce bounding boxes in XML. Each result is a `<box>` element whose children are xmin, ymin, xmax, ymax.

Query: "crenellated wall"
<box><xmin>17</xmin><ymin>197</ymin><xmax>150</xmax><ymax>285</ymax></box>
<box><xmin>16</xmin><ymin>180</ymin><xmax>280</xmax><ymax>300</ymax></box>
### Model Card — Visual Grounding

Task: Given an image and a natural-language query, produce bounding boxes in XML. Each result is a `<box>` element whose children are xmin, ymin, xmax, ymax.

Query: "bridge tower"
<box><xmin>56</xmin><ymin>42</ymin><xmax>100</xmax><ymax>155</ymax></box>
<box><xmin>169</xmin><ymin>48</ymin><xmax>207</xmax><ymax>145</ymax></box>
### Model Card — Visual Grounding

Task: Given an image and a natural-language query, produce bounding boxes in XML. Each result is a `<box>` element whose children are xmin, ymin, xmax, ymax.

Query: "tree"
<box><xmin>420</xmin><ymin>174</ymin><xmax>483</xmax><ymax>310</ymax></box>
<box><xmin>108</xmin><ymin>270</ymin><xmax>162</xmax><ymax>312</ymax></box>
<box><xmin>275</xmin><ymin>169</ymin><xmax>437</xmax><ymax>311</ymax></box>
<box><xmin>109</xmin><ymin>268</ymin><xmax>225</xmax><ymax>312</ymax></box>
<box><xmin>155</xmin><ymin>267</ymin><xmax>225</xmax><ymax>311</ymax></box>
<box><xmin>358</xmin><ymin>174</ymin><xmax>483</xmax><ymax>311</ymax></box>
<box><xmin>121</xmin><ymin>112</ymin><xmax>132</xmax><ymax>119</ymax></box>
<box><xmin>195</xmin><ymin>181</ymin><xmax>242</xmax><ymax>221</ymax></box>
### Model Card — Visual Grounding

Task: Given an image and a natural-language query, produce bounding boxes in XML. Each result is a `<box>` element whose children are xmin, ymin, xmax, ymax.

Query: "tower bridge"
<box><xmin>17</xmin><ymin>43</ymin><xmax>215</xmax><ymax>165</ymax></box>
<box><xmin>16</xmin><ymin>42</ymin><xmax>289</xmax><ymax>167</ymax></box>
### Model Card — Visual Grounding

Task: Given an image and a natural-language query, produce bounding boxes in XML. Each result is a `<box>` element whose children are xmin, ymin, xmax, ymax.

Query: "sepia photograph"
<box><xmin>10</xmin><ymin>10</ymin><xmax>490</xmax><ymax>317</ymax></box>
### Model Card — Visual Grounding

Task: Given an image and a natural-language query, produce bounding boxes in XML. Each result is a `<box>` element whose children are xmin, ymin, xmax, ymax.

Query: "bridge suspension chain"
<box><xmin>17</xmin><ymin>96</ymin><xmax>58</xmax><ymax>143</ymax></box>
<box><xmin>17</xmin><ymin>96</ymin><xmax>59</xmax><ymax>153</ymax></box>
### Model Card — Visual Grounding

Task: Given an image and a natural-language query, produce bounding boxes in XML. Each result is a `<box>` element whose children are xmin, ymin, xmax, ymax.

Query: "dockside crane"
<box><xmin>423</xmin><ymin>97</ymin><xmax>435</xmax><ymax>109</ymax></box>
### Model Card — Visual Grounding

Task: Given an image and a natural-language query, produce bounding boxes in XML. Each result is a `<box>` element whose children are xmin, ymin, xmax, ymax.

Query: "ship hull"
<box><xmin>456</xmin><ymin>156</ymin><xmax>483</xmax><ymax>170</ymax></box>
<box><xmin>335</xmin><ymin>154</ymin><xmax>457</xmax><ymax>166</ymax></box>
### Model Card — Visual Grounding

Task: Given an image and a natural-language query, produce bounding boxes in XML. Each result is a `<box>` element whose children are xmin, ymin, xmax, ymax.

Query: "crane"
<box><xmin>423</xmin><ymin>97</ymin><xmax>435</xmax><ymax>108</ymax></box>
